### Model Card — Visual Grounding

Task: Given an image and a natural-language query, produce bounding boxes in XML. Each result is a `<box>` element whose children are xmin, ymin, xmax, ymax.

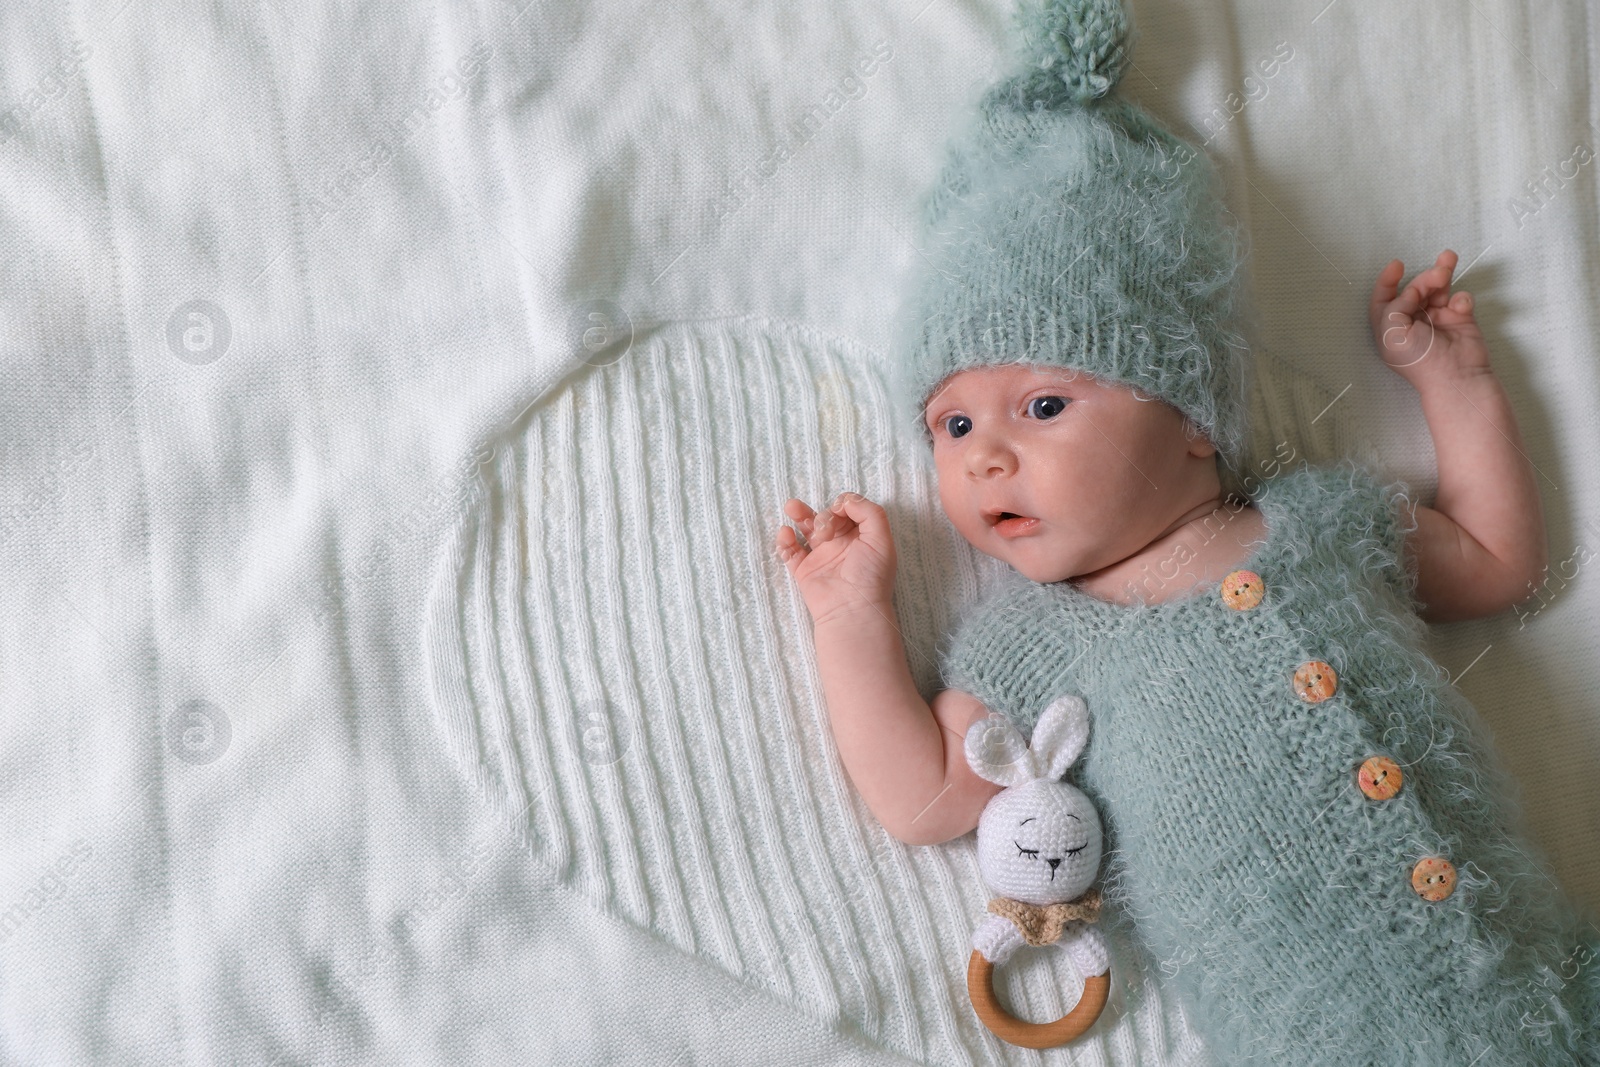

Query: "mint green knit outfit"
<box><xmin>939</xmin><ymin>458</ymin><xmax>1600</xmax><ymax>1064</ymax></box>
<box><xmin>894</xmin><ymin>0</ymin><xmax>1600</xmax><ymax>1059</ymax></box>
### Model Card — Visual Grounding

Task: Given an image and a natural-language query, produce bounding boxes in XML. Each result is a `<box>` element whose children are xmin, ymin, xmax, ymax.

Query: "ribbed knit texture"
<box><xmin>423</xmin><ymin>318</ymin><xmax>1221</xmax><ymax>1066</ymax></box>
<box><xmin>891</xmin><ymin>0</ymin><xmax>1252</xmax><ymax>467</ymax></box>
<box><xmin>940</xmin><ymin>459</ymin><xmax>1600</xmax><ymax>1065</ymax></box>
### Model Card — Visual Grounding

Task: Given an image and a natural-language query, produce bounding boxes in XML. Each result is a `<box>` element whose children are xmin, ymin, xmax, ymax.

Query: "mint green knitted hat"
<box><xmin>895</xmin><ymin>0</ymin><xmax>1252</xmax><ymax>467</ymax></box>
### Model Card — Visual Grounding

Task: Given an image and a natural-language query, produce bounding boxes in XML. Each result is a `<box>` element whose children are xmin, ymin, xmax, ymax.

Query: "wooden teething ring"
<box><xmin>967</xmin><ymin>950</ymin><xmax>1109</xmax><ymax>1049</ymax></box>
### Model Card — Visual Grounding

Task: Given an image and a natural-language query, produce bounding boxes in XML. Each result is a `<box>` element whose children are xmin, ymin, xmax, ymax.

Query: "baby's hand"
<box><xmin>1369</xmin><ymin>250</ymin><xmax>1491</xmax><ymax>387</ymax></box>
<box><xmin>775</xmin><ymin>492</ymin><xmax>897</xmax><ymax>627</ymax></box>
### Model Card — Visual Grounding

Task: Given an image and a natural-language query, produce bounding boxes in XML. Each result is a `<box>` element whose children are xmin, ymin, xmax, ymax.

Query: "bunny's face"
<box><xmin>965</xmin><ymin>692</ymin><xmax>1104</xmax><ymax>904</ymax></box>
<box><xmin>976</xmin><ymin>779</ymin><xmax>1102</xmax><ymax>905</ymax></box>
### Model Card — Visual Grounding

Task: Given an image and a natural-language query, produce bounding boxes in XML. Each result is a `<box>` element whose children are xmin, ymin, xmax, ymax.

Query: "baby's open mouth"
<box><xmin>988</xmin><ymin>512</ymin><xmax>1041</xmax><ymax>537</ymax></box>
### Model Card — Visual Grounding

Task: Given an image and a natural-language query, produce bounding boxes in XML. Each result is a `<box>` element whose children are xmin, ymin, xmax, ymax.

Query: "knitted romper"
<box><xmin>940</xmin><ymin>458</ymin><xmax>1600</xmax><ymax>1065</ymax></box>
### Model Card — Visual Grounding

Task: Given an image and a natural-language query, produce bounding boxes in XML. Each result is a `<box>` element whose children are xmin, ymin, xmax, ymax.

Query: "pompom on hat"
<box><xmin>893</xmin><ymin>0</ymin><xmax>1253</xmax><ymax>469</ymax></box>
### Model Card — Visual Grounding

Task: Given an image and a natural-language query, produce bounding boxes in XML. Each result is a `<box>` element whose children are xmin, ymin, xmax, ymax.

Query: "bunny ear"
<box><xmin>964</xmin><ymin>713</ymin><xmax>1038</xmax><ymax>788</ymax></box>
<box><xmin>1029</xmin><ymin>693</ymin><xmax>1091</xmax><ymax>781</ymax></box>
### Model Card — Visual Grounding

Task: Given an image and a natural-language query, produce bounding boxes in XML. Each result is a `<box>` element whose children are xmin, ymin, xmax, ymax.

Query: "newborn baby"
<box><xmin>774</xmin><ymin>0</ymin><xmax>1600</xmax><ymax>1061</ymax></box>
<box><xmin>778</xmin><ymin>260</ymin><xmax>1597</xmax><ymax>1061</ymax></box>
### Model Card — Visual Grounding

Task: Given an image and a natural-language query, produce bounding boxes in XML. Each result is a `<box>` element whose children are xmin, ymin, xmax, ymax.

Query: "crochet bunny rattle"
<box><xmin>963</xmin><ymin>692</ymin><xmax>1110</xmax><ymax>1049</ymax></box>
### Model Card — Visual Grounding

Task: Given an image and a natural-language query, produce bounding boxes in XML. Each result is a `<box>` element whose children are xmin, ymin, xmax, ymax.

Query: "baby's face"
<box><xmin>923</xmin><ymin>364</ymin><xmax>1219</xmax><ymax>584</ymax></box>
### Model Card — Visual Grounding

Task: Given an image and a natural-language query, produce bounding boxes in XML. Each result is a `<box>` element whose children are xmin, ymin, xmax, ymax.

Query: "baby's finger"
<box><xmin>832</xmin><ymin>493</ymin><xmax>891</xmax><ymax>545</ymax></box>
<box><xmin>1388</xmin><ymin>280</ymin><xmax>1424</xmax><ymax>319</ymax></box>
<box><xmin>811</xmin><ymin>505</ymin><xmax>849</xmax><ymax>544</ymax></box>
<box><xmin>1369</xmin><ymin>259</ymin><xmax>1404</xmax><ymax>310</ymax></box>
<box><xmin>784</xmin><ymin>497</ymin><xmax>818</xmax><ymax>537</ymax></box>
<box><xmin>774</xmin><ymin>525</ymin><xmax>809</xmax><ymax>573</ymax></box>
<box><xmin>1369</xmin><ymin>259</ymin><xmax>1407</xmax><ymax>337</ymax></box>
<box><xmin>1410</xmin><ymin>250</ymin><xmax>1458</xmax><ymax>307</ymax></box>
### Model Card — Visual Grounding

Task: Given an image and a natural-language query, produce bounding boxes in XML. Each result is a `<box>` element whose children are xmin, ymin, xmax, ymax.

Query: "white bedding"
<box><xmin>2</xmin><ymin>0</ymin><xmax>1597</xmax><ymax>1063</ymax></box>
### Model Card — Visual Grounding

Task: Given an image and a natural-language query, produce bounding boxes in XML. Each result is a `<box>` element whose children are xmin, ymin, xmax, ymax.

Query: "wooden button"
<box><xmin>1219</xmin><ymin>570</ymin><xmax>1265</xmax><ymax>610</ymax></box>
<box><xmin>1411</xmin><ymin>857</ymin><xmax>1457</xmax><ymax>901</ymax></box>
<box><xmin>1292</xmin><ymin>661</ymin><xmax>1338</xmax><ymax>703</ymax></box>
<box><xmin>1358</xmin><ymin>756</ymin><xmax>1403</xmax><ymax>800</ymax></box>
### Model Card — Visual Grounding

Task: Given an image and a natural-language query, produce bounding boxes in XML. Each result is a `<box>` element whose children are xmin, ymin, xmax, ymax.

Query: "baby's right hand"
<box><xmin>775</xmin><ymin>492</ymin><xmax>897</xmax><ymax>627</ymax></box>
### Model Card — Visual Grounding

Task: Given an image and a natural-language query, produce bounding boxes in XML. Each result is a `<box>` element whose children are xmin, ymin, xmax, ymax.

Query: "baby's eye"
<box><xmin>1028</xmin><ymin>396</ymin><xmax>1069</xmax><ymax>420</ymax></box>
<box><xmin>944</xmin><ymin>414</ymin><xmax>973</xmax><ymax>439</ymax></box>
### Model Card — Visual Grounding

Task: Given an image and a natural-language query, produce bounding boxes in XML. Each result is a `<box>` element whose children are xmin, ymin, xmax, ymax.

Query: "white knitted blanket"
<box><xmin>4</xmin><ymin>0</ymin><xmax>1598</xmax><ymax>1063</ymax></box>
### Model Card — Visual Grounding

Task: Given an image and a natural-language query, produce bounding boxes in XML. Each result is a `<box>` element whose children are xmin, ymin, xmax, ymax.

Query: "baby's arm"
<box><xmin>1370</xmin><ymin>251</ymin><xmax>1549</xmax><ymax>623</ymax></box>
<box><xmin>776</xmin><ymin>493</ymin><xmax>1002</xmax><ymax>845</ymax></box>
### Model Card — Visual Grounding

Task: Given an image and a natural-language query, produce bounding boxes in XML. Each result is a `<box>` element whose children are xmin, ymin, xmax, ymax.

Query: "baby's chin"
<box><xmin>1008</xmin><ymin>559</ymin><xmax>1078</xmax><ymax>584</ymax></box>
<box><xmin>968</xmin><ymin>538</ymin><xmax>1080</xmax><ymax>585</ymax></box>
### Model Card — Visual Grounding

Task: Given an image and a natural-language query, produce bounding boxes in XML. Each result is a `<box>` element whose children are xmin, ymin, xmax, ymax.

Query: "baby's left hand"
<box><xmin>1369</xmin><ymin>250</ymin><xmax>1490</xmax><ymax>387</ymax></box>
